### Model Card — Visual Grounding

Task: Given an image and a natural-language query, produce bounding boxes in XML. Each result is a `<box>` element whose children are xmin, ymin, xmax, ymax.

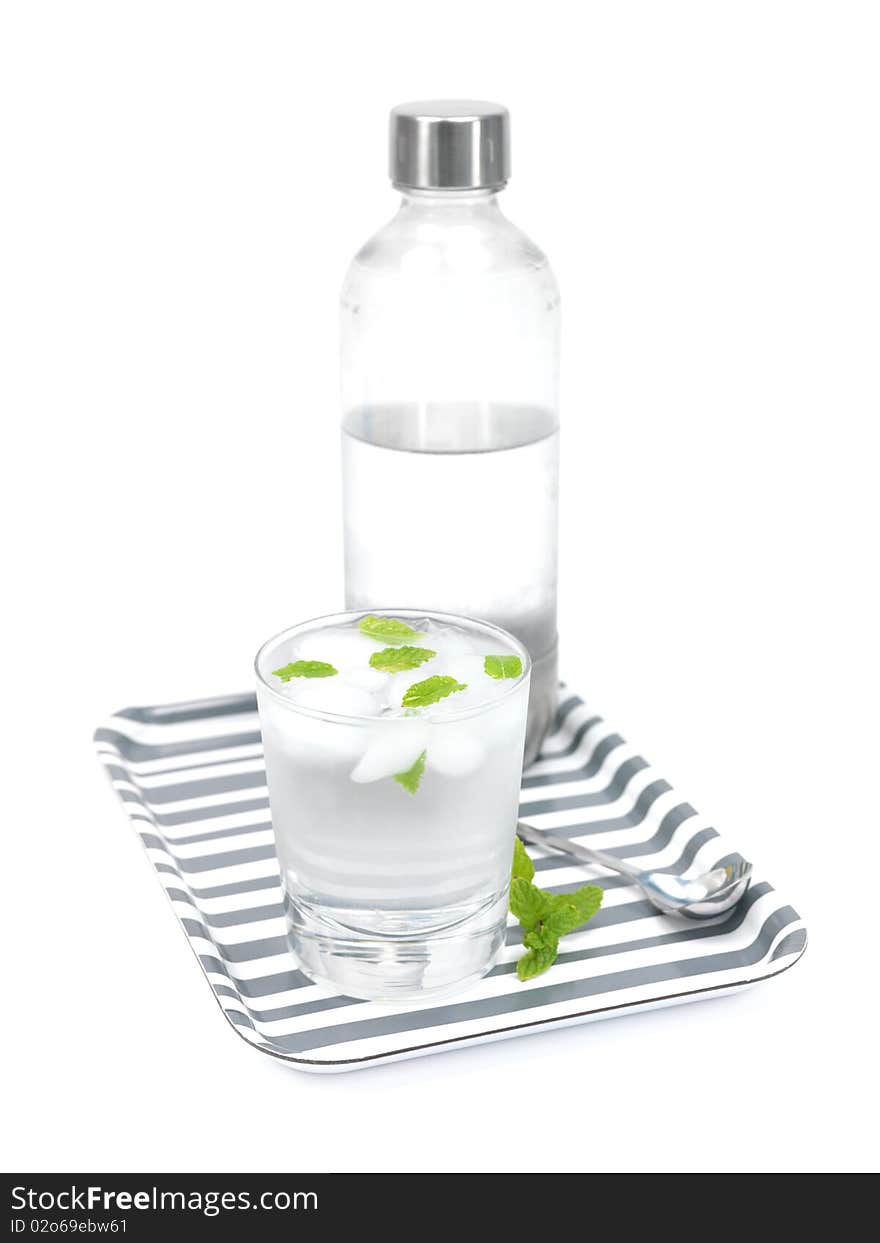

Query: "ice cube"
<box><xmin>429</xmin><ymin>631</ymin><xmax>478</xmax><ymax>662</ymax></box>
<box><xmin>415</xmin><ymin>653</ymin><xmax>505</xmax><ymax>718</ymax></box>
<box><xmin>383</xmin><ymin>666</ymin><xmax>431</xmax><ymax>708</ymax></box>
<box><xmin>260</xmin><ymin>699</ymin><xmax>367</xmax><ymax>764</ymax></box>
<box><xmin>350</xmin><ymin>719</ymin><xmax>429</xmax><ymax>783</ymax></box>
<box><xmin>291</xmin><ymin>678</ymin><xmax>378</xmax><ymax>718</ymax></box>
<box><xmin>293</xmin><ymin>627</ymin><xmax>378</xmax><ymax>673</ymax></box>
<box><xmin>450</xmin><ymin>653</ymin><xmax>495</xmax><ymax>686</ymax></box>
<box><xmin>425</xmin><ymin>726</ymin><xmax>487</xmax><ymax>777</ymax></box>
<box><xmin>479</xmin><ymin>694</ymin><xmax>527</xmax><ymax>754</ymax></box>
<box><xmin>342</xmin><ymin>666</ymin><xmax>389</xmax><ymax>693</ymax></box>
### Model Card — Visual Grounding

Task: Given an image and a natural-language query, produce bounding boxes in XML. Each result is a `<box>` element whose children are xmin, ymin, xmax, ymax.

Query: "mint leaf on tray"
<box><xmin>543</xmin><ymin>885</ymin><xmax>604</xmax><ymax>937</ymax></box>
<box><xmin>511</xmin><ymin>835</ymin><xmax>535</xmax><ymax>883</ymax></box>
<box><xmin>509</xmin><ymin>837</ymin><xmax>603</xmax><ymax>981</ymax></box>
<box><xmin>509</xmin><ymin>877</ymin><xmax>551</xmax><ymax>929</ymax></box>
<box><xmin>518</xmin><ymin>928</ymin><xmax>560</xmax><ymax>981</ymax></box>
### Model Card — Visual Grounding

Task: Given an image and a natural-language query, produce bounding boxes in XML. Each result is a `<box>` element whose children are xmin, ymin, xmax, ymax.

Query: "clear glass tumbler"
<box><xmin>255</xmin><ymin>609</ymin><xmax>531</xmax><ymax>1001</ymax></box>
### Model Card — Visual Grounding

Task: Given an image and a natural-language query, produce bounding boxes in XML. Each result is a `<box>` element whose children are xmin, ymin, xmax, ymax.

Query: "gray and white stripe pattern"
<box><xmin>94</xmin><ymin>689</ymin><xmax>806</xmax><ymax>1071</ymax></box>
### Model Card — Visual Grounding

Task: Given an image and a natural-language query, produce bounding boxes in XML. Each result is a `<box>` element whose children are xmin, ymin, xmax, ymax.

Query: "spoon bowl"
<box><xmin>516</xmin><ymin>822</ymin><xmax>752</xmax><ymax>920</ymax></box>
<box><xmin>636</xmin><ymin>857</ymin><xmax>753</xmax><ymax>918</ymax></box>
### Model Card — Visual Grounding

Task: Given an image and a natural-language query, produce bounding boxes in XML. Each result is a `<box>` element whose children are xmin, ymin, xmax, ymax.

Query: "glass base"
<box><xmin>284</xmin><ymin>888</ymin><xmax>509</xmax><ymax>1002</ymax></box>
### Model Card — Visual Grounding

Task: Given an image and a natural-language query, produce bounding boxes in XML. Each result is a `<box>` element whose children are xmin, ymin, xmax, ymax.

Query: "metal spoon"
<box><xmin>516</xmin><ymin>821</ymin><xmax>752</xmax><ymax>919</ymax></box>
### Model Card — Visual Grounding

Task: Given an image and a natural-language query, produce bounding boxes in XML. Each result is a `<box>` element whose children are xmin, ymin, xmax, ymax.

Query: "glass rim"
<box><xmin>254</xmin><ymin>608</ymin><xmax>532</xmax><ymax>725</ymax></box>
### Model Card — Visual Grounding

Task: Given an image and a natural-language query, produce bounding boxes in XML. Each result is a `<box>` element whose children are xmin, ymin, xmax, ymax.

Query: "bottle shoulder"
<box><xmin>343</xmin><ymin>202</ymin><xmax>558</xmax><ymax>291</ymax></box>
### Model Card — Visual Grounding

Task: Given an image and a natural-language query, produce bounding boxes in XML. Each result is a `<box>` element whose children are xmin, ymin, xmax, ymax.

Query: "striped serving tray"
<box><xmin>94</xmin><ymin>688</ymin><xmax>806</xmax><ymax>1072</ymax></box>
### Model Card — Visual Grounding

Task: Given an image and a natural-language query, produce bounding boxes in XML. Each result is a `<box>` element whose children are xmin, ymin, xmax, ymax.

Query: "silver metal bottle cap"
<box><xmin>389</xmin><ymin>100</ymin><xmax>510</xmax><ymax>191</ymax></box>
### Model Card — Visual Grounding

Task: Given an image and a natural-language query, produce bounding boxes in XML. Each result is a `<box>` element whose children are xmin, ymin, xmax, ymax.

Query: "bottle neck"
<box><xmin>396</xmin><ymin>187</ymin><xmax>503</xmax><ymax>216</ymax></box>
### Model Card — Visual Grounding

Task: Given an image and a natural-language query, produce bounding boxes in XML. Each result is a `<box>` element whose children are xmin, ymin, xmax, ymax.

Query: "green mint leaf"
<box><xmin>523</xmin><ymin>926</ymin><xmax>559</xmax><ymax>952</ymax></box>
<box><xmin>511</xmin><ymin>836</ymin><xmax>535</xmax><ymax>883</ymax></box>
<box><xmin>543</xmin><ymin>885</ymin><xmax>604</xmax><ymax>937</ymax></box>
<box><xmin>484</xmin><ymin>654</ymin><xmax>523</xmax><ymax>680</ymax></box>
<box><xmin>508</xmin><ymin>877</ymin><xmax>552</xmax><ymax>931</ymax></box>
<box><xmin>359</xmin><ymin>615</ymin><xmax>423</xmax><ymax>644</ymax></box>
<box><xmin>571</xmin><ymin>884</ymin><xmax>604</xmax><ymax>923</ymax></box>
<box><xmin>401</xmin><ymin>675</ymin><xmax>467</xmax><ymax>709</ymax></box>
<box><xmin>516</xmin><ymin>937</ymin><xmax>558</xmax><ymax>981</ymax></box>
<box><xmin>393</xmin><ymin>750</ymin><xmax>426</xmax><ymax>795</ymax></box>
<box><xmin>369</xmin><ymin>645</ymin><xmax>436</xmax><ymax>673</ymax></box>
<box><xmin>272</xmin><ymin>660</ymin><xmax>338</xmax><ymax>682</ymax></box>
<box><xmin>541</xmin><ymin>889</ymin><xmax>604</xmax><ymax>934</ymax></box>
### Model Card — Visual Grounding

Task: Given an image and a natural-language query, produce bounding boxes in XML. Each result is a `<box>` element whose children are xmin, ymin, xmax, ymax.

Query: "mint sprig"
<box><xmin>401</xmin><ymin>675</ymin><xmax>467</xmax><ymax>709</ymax></box>
<box><xmin>509</xmin><ymin>838</ymin><xmax>603</xmax><ymax>981</ymax></box>
<box><xmin>272</xmin><ymin>660</ymin><xmax>337</xmax><ymax>681</ymax></box>
<box><xmin>394</xmin><ymin>750</ymin><xmax>426</xmax><ymax>795</ymax></box>
<box><xmin>359</xmin><ymin>615</ymin><xmax>423</xmax><ymax>644</ymax></box>
<box><xmin>369</xmin><ymin>645</ymin><xmax>436</xmax><ymax>673</ymax></box>
<box><xmin>484</xmin><ymin>654</ymin><xmax>523</xmax><ymax>680</ymax></box>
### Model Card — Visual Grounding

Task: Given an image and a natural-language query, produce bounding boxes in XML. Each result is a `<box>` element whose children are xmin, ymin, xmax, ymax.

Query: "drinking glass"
<box><xmin>255</xmin><ymin>609</ymin><xmax>531</xmax><ymax>1001</ymax></box>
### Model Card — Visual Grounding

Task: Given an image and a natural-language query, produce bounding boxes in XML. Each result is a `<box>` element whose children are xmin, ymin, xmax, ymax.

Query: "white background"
<box><xmin>1</xmin><ymin>0</ymin><xmax>877</xmax><ymax>1174</ymax></box>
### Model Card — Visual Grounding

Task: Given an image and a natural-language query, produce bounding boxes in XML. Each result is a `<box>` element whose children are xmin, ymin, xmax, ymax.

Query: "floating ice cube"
<box><xmin>293</xmin><ymin>627</ymin><xmax>378</xmax><ymax>672</ymax></box>
<box><xmin>425</xmin><ymin>726</ymin><xmax>487</xmax><ymax>777</ymax></box>
<box><xmin>342</xmin><ymin>666</ymin><xmax>389</xmax><ymax>693</ymax></box>
<box><xmin>415</xmin><ymin>654</ymin><xmax>508</xmax><ymax>718</ymax></box>
<box><xmin>260</xmin><ymin>699</ymin><xmax>367</xmax><ymax>765</ymax></box>
<box><xmin>427</xmin><ymin>630</ymin><xmax>478</xmax><ymax>663</ymax></box>
<box><xmin>479</xmin><ymin>694</ymin><xmax>528</xmax><ymax>753</ymax></box>
<box><xmin>291</xmin><ymin>678</ymin><xmax>378</xmax><ymax>718</ymax></box>
<box><xmin>350</xmin><ymin>719</ymin><xmax>429</xmax><ymax>783</ymax></box>
<box><xmin>383</xmin><ymin>666</ymin><xmax>432</xmax><ymax>709</ymax></box>
<box><xmin>452</xmin><ymin>653</ymin><xmax>496</xmax><ymax>686</ymax></box>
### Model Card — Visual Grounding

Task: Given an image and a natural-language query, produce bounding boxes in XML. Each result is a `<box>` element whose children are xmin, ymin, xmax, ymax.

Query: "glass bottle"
<box><xmin>341</xmin><ymin>101</ymin><xmax>560</xmax><ymax>763</ymax></box>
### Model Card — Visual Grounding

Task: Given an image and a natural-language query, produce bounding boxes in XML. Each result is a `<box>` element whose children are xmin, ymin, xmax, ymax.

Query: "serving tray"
<box><xmin>94</xmin><ymin>688</ymin><xmax>806</xmax><ymax>1071</ymax></box>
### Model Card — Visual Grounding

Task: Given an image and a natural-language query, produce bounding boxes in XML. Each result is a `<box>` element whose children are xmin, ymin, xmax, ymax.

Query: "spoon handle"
<box><xmin>516</xmin><ymin>821</ymin><xmax>643</xmax><ymax>882</ymax></box>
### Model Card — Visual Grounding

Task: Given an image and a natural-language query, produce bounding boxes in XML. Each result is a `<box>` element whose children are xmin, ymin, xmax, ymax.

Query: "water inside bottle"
<box><xmin>342</xmin><ymin>402</ymin><xmax>559</xmax><ymax>759</ymax></box>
